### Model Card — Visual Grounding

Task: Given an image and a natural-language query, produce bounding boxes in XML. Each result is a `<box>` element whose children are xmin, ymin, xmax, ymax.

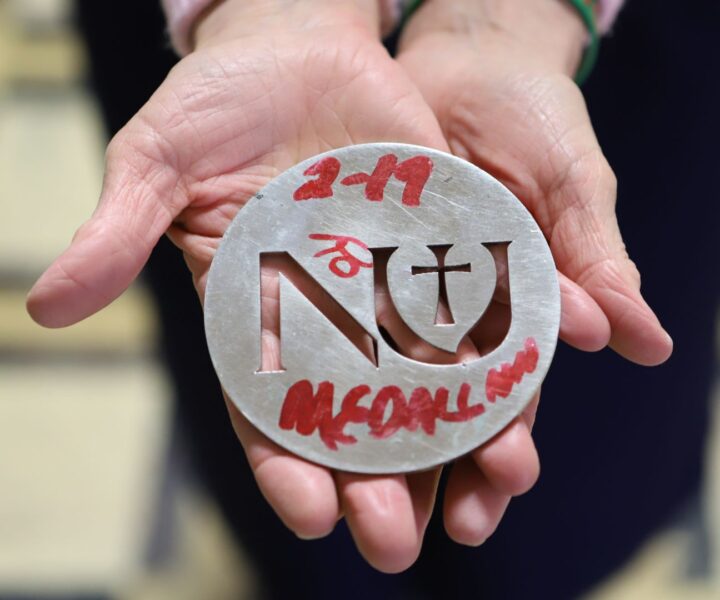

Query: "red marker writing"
<box><xmin>485</xmin><ymin>337</ymin><xmax>539</xmax><ymax>402</ymax></box>
<box><xmin>309</xmin><ymin>233</ymin><xmax>372</xmax><ymax>278</ymax></box>
<box><xmin>341</xmin><ymin>153</ymin><xmax>432</xmax><ymax>206</ymax></box>
<box><xmin>279</xmin><ymin>380</ymin><xmax>484</xmax><ymax>451</ymax></box>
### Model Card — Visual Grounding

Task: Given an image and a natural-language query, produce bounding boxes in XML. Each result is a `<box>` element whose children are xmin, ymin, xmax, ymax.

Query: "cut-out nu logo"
<box><xmin>205</xmin><ymin>144</ymin><xmax>560</xmax><ymax>474</ymax></box>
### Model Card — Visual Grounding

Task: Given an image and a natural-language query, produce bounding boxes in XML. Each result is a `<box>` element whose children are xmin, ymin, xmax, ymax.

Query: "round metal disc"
<box><xmin>205</xmin><ymin>143</ymin><xmax>560</xmax><ymax>474</ymax></box>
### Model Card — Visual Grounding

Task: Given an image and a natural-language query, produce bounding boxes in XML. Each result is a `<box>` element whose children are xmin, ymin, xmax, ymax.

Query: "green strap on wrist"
<box><xmin>567</xmin><ymin>0</ymin><xmax>600</xmax><ymax>85</ymax></box>
<box><xmin>401</xmin><ymin>0</ymin><xmax>600</xmax><ymax>86</ymax></box>
<box><xmin>402</xmin><ymin>0</ymin><xmax>424</xmax><ymax>23</ymax></box>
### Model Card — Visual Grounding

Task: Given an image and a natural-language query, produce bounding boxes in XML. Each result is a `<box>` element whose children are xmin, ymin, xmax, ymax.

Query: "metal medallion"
<box><xmin>205</xmin><ymin>143</ymin><xmax>560</xmax><ymax>473</ymax></box>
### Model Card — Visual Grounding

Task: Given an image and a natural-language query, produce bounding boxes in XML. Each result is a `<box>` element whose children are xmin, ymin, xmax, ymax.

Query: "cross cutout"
<box><xmin>411</xmin><ymin>245</ymin><xmax>471</xmax><ymax>325</ymax></box>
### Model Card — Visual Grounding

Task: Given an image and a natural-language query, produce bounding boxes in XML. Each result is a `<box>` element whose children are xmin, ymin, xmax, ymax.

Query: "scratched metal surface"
<box><xmin>204</xmin><ymin>143</ymin><xmax>560</xmax><ymax>474</ymax></box>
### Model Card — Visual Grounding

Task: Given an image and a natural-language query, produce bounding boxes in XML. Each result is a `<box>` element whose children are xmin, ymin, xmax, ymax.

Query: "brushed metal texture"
<box><xmin>205</xmin><ymin>143</ymin><xmax>560</xmax><ymax>473</ymax></box>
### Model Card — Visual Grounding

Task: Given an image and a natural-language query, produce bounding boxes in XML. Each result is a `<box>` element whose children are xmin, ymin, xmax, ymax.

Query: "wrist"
<box><xmin>399</xmin><ymin>0</ymin><xmax>587</xmax><ymax>77</ymax></box>
<box><xmin>193</xmin><ymin>0</ymin><xmax>382</xmax><ymax>51</ymax></box>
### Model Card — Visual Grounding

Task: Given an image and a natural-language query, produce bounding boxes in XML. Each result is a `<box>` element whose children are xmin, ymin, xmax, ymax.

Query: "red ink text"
<box><xmin>293</xmin><ymin>157</ymin><xmax>341</xmax><ymax>201</ymax></box>
<box><xmin>341</xmin><ymin>154</ymin><xmax>432</xmax><ymax>206</ymax></box>
<box><xmin>292</xmin><ymin>153</ymin><xmax>433</xmax><ymax>206</ymax></box>
<box><xmin>279</xmin><ymin>380</ymin><xmax>483</xmax><ymax>450</ymax></box>
<box><xmin>309</xmin><ymin>233</ymin><xmax>372</xmax><ymax>278</ymax></box>
<box><xmin>485</xmin><ymin>337</ymin><xmax>539</xmax><ymax>402</ymax></box>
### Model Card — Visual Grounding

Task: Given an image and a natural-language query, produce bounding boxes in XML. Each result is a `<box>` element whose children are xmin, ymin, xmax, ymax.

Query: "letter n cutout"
<box><xmin>258</xmin><ymin>252</ymin><xmax>377</xmax><ymax>372</ymax></box>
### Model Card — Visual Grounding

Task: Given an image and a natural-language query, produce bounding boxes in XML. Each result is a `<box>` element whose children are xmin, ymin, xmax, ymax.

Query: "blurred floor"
<box><xmin>0</xmin><ymin>0</ymin><xmax>717</xmax><ymax>598</ymax></box>
<box><xmin>0</xmin><ymin>1</ymin><xmax>250</xmax><ymax>598</ymax></box>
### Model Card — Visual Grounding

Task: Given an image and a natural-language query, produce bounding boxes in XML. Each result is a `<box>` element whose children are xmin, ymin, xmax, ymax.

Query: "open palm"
<box><xmin>27</xmin><ymin>11</ymin><xmax>544</xmax><ymax>572</ymax></box>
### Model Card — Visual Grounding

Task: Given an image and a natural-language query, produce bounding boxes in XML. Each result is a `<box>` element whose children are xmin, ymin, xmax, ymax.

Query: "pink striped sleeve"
<box><xmin>160</xmin><ymin>0</ymin><xmax>214</xmax><ymax>55</ymax></box>
<box><xmin>597</xmin><ymin>0</ymin><xmax>625</xmax><ymax>34</ymax></box>
<box><xmin>161</xmin><ymin>0</ymin><xmax>626</xmax><ymax>56</ymax></box>
<box><xmin>159</xmin><ymin>0</ymin><xmax>406</xmax><ymax>53</ymax></box>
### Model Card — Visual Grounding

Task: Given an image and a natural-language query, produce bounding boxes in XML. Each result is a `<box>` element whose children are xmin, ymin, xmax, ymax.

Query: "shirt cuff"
<box><xmin>161</xmin><ymin>0</ymin><xmax>626</xmax><ymax>56</ymax></box>
<box><xmin>596</xmin><ymin>0</ymin><xmax>625</xmax><ymax>34</ymax></box>
<box><xmin>161</xmin><ymin>0</ymin><xmax>403</xmax><ymax>54</ymax></box>
<box><xmin>161</xmin><ymin>0</ymin><xmax>215</xmax><ymax>55</ymax></box>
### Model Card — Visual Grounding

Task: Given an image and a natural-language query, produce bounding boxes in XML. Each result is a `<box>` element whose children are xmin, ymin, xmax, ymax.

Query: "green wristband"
<box><xmin>566</xmin><ymin>0</ymin><xmax>600</xmax><ymax>85</ymax></box>
<box><xmin>401</xmin><ymin>0</ymin><xmax>424</xmax><ymax>24</ymax></box>
<box><xmin>401</xmin><ymin>0</ymin><xmax>600</xmax><ymax>86</ymax></box>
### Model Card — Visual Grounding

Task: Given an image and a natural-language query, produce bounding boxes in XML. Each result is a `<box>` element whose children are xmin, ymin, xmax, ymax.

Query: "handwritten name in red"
<box><xmin>293</xmin><ymin>153</ymin><xmax>432</xmax><ymax>206</ymax></box>
<box><xmin>279</xmin><ymin>380</ymin><xmax>483</xmax><ymax>450</ymax></box>
<box><xmin>485</xmin><ymin>337</ymin><xmax>539</xmax><ymax>402</ymax></box>
<box><xmin>309</xmin><ymin>233</ymin><xmax>372</xmax><ymax>278</ymax></box>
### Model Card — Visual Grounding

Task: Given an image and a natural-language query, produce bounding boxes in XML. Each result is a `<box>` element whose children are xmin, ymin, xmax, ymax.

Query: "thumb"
<box><xmin>27</xmin><ymin>129</ymin><xmax>183</xmax><ymax>327</ymax></box>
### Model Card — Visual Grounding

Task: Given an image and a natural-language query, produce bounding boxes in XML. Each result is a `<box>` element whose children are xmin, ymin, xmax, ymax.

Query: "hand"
<box><xmin>26</xmin><ymin>0</ymin><xmax>541</xmax><ymax>572</ymax></box>
<box><xmin>398</xmin><ymin>0</ymin><xmax>673</xmax><ymax>367</ymax></box>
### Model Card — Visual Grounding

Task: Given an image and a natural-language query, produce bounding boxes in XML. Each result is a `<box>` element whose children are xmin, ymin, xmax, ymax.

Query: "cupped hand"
<box><xmin>398</xmin><ymin>0</ymin><xmax>673</xmax><ymax>367</ymax></box>
<box><xmin>26</xmin><ymin>0</ymin><xmax>541</xmax><ymax>572</ymax></box>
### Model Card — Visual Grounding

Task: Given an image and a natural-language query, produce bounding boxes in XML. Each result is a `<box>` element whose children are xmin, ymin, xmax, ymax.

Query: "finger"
<box><xmin>558</xmin><ymin>272</ymin><xmax>610</xmax><ymax>351</ymax></box>
<box><xmin>407</xmin><ymin>466</ymin><xmax>443</xmax><ymax>534</ymax></box>
<box><xmin>335</xmin><ymin>257</ymin><xmax>471</xmax><ymax>572</ymax></box>
<box><xmin>224</xmin><ymin>395</ymin><xmax>340</xmax><ymax>539</ymax></box>
<box><xmin>581</xmin><ymin>253</ymin><xmax>673</xmax><ymax>366</ymax></box>
<box><xmin>221</xmin><ymin>256</ymin><xmax>342</xmax><ymax>539</ymax></box>
<box><xmin>471</xmin><ymin>393</ymin><xmax>541</xmax><ymax>497</ymax></box>
<box><xmin>495</xmin><ymin>161</ymin><xmax>667</xmax><ymax>363</ymax></box>
<box><xmin>27</xmin><ymin>126</ymin><xmax>183</xmax><ymax>327</ymax></box>
<box><xmin>521</xmin><ymin>389</ymin><xmax>541</xmax><ymax>431</ymax></box>
<box><xmin>444</xmin><ymin>455</ymin><xmax>511</xmax><ymax>546</ymax></box>
<box><xmin>336</xmin><ymin>472</ymin><xmax>422</xmax><ymax>573</ymax></box>
<box><xmin>541</xmin><ymin>146</ymin><xmax>672</xmax><ymax>366</ymax></box>
<box><xmin>503</xmin><ymin>152</ymin><xmax>671</xmax><ymax>365</ymax></box>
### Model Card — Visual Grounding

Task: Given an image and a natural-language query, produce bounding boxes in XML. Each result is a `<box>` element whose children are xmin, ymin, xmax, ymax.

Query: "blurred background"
<box><xmin>0</xmin><ymin>0</ymin><xmax>717</xmax><ymax>598</ymax></box>
<box><xmin>0</xmin><ymin>0</ymin><xmax>253</xmax><ymax>597</ymax></box>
